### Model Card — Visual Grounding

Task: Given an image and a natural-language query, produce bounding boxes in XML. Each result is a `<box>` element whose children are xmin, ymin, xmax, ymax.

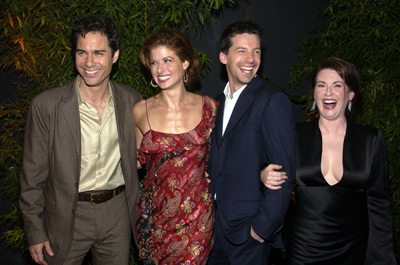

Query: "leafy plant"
<box><xmin>288</xmin><ymin>0</ymin><xmax>400</xmax><ymax>259</ymax></box>
<box><xmin>0</xmin><ymin>0</ymin><xmax>235</xmax><ymax>263</ymax></box>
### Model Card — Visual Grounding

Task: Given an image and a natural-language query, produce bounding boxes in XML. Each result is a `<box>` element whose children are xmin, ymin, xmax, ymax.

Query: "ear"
<box><xmin>183</xmin><ymin>60</ymin><xmax>189</xmax><ymax>70</ymax></box>
<box><xmin>219</xmin><ymin>51</ymin><xmax>227</xmax><ymax>65</ymax></box>
<box><xmin>349</xmin><ymin>90</ymin><xmax>355</xmax><ymax>101</ymax></box>
<box><xmin>112</xmin><ymin>49</ymin><xmax>120</xmax><ymax>64</ymax></box>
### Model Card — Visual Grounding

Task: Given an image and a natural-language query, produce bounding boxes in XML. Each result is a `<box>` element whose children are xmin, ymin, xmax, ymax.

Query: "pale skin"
<box><xmin>29</xmin><ymin>32</ymin><xmax>119</xmax><ymax>265</ymax></box>
<box><xmin>261</xmin><ymin>69</ymin><xmax>355</xmax><ymax>189</ymax></box>
<box><xmin>133</xmin><ymin>45</ymin><xmax>217</xmax><ymax>169</ymax></box>
<box><xmin>219</xmin><ymin>33</ymin><xmax>261</xmax><ymax>94</ymax></box>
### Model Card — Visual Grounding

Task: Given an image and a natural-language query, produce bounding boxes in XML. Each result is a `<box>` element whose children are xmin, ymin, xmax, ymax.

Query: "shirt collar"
<box><xmin>223</xmin><ymin>81</ymin><xmax>247</xmax><ymax>100</ymax></box>
<box><xmin>75</xmin><ymin>76</ymin><xmax>114</xmax><ymax>107</ymax></box>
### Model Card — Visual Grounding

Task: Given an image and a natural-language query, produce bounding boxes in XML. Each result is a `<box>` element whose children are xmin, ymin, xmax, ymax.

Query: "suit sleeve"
<box><xmin>364</xmin><ymin>130</ymin><xmax>396</xmax><ymax>264</ymax></box>
<box><xmin>19</xmin><ymin>100</ymin><xmax>50</xmax><ymax>246</ymax></box>
<box><xmin>251</xmin><ymin>92</ymin><xmax>296</xmax><ymax>243</ymax></box>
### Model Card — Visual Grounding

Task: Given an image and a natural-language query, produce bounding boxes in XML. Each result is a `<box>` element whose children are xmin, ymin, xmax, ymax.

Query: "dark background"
<box><xmin>0</xmin><ymin>0</ymin><xmax>328</xmax><ymax>263</ymax></box>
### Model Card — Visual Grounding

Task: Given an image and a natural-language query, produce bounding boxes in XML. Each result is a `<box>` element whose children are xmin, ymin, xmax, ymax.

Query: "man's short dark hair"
<box><xmin>220</xmin><ymin>20</ymin><xmax>263</xmax><ymax>54</ymax></box>
<box><xmin>71</xmin><ymin>15</ymin><xmax>120</xmax><ymax>57</ymax></box>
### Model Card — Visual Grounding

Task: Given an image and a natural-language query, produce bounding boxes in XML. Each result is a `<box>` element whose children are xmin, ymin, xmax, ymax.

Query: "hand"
<box><xmin>250</xmin><ymin>226</ymin><xmax>264</xmax><ymax>243</ymax></box>
<box><xmin>137</xmin><ymin>160</ymin><xmax>142</xmax><ymax>169</ymax></box>
<box><xmin>260</xmin><ymin>164</ymin><xmax>287</xmax><ymax>190</ymax></box>
<box><xmin>205</xmin><ymin>172</ymin><xmax>211</xmax><ymax>184</ymax></box>
<box><xmin>29</xmin><ymin>241</ymin><xmax>54</xmax><ymax>265</ymax></box>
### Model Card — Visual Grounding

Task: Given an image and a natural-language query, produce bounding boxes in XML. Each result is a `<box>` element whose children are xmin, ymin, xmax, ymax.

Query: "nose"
<box><xmin>325</xmin><ymin>85</ymin><xmax>333</xmax><ymax>96</ymax></box>
<box><xmin>157</xmin><ymin>62</ymin><xmax>166</xmax><ymax>73</ymax></box>
<box><xmin>245</xmin><ymin>52</ymin><xmax>255</xmax><ymax>63</ymax></box>
<box><xmin>85</xmin><ymin>54</ymin><xmax>94</xmax><ymax>67</ymax></box>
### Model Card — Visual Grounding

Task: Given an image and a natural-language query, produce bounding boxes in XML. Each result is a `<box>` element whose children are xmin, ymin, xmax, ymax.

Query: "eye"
<box><xmin>150</xmin><ymin>61</ymin><xmax>157</xmax><ymax>66</ymax></box>
<box><xmin>164</xmin><ymin>58</ymin><xmax>172</xmax><ymax>63</ymax></box>
<box><xmin>254</xmin><ymin>50</ymin><xmax>261</xmax><ymax>55</ymax></box>
<box><xmin>95</xmin><ymin>51</ymin><xmax>104</xmax><ymax>56</ymax></box>
<box><xmin>76</xmin><ymin>51</ymin><xmax>86</xmax><ymax>56</ymax></box>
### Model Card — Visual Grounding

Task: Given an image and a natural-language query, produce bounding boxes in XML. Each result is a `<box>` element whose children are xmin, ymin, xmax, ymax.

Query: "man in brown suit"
<box><xmin>19</xmin><ymin>15</ymin><xmax>142</xmax><ymax>265</ymax></box>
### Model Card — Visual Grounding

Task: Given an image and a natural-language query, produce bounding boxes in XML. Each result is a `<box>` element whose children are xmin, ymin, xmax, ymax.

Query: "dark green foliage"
<box><xmin>288</xmin><ymin>0</ymin><xmax>400</xmax><ymax>258</ymax></box>
<box><xmin>0</xmin><ymin>0</ymin><xmax>235</xmax><ymax>262</ymax></box>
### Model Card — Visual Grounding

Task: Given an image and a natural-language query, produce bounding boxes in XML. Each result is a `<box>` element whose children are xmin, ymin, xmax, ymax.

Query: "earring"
<box><xmin>348</xmin><ymin>101</ymin><xmax>352</xmax><ymax>112</ymax></box>
<box><xmin>183</xmin><ymin>70</ymin><xmax>188</xmax><ymax>83</ymax></box>
<box><xmin>310</xmin><ymin>101</ymin><xmax>316</xmax><ymax>111</ymax></box>
<box><xmin>150</xmin><ymin>78</ymin><xmax>158</xmax><ymax>88</ymax></box>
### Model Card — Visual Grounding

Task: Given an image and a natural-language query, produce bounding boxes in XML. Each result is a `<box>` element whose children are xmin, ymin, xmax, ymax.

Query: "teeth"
<box><xmin>240</xmin><ymin>66</ymin><xmax>253</xmax><ymax>71</ymax></box>
<box><xmin>158</xmin><ymin>76</ymin><xmax>170</xmax><ymax>81</ymax></box>
<box><xmin>323</xmin><ymin>100</ymin><xmax>337</xmax><ymax>104</ymax></box>
<box><xmin>86</xmin><ymin>70</ymin><xmax>99</xmax><ymax>74</ymax></box>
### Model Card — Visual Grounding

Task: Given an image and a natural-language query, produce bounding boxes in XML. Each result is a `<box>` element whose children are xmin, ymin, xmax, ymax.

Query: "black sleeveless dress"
<box><xmin>285</xmin><ymin>121</ymin><xmax>396</xmax><ymax>265</ymax></box>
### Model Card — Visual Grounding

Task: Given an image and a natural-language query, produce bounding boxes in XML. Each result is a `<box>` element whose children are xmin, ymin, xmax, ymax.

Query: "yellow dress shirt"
<box><xmin>75</xmin><ymin>79</ymin><xmax>124</xmax><ymax>192</ymax></box>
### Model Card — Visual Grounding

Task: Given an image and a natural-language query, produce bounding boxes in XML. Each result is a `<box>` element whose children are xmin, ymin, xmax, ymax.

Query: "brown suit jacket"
<box><xmin>19</xmin><ymin>77</ymin><xmax>142</xmax><ymax>264</ymax></box>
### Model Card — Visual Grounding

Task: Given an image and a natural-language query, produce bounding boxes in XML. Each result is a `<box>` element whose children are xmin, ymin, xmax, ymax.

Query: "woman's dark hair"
<box><xmin>140</xmin><ymin>29</ymin><xmax>200</xmax><ymax>94</ymax></box>
<box><xmin>220</xmin><ymin>20</ymin><xmax>263</xmax><ymax>54</ymax></box>
<box><xmin>71</xmin><ymin>15</ymin><xmax>120</xmax><ymax>57</ymax></box>
<box><xmin>312</xmin><ymin>57</ymin><xmax>362</xmax><ymax>115</ymax></box>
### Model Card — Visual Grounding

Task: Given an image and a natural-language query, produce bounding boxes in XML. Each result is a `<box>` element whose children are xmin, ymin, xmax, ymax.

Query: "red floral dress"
<box><xmin>136</xmin><ymin>96</ymin><xmax>216</xmax><ymax>265</ymax></box>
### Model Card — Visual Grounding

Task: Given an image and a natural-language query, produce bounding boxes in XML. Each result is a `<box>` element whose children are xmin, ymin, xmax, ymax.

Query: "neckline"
<box><xmin>317</xmin><ymin>121</ymin><xmax>348</xmax><ymax>187</ymax></box>
<box><xmin>142</xmin><ymin>118</ymin><xmax>203</xmax><ymax>137</ymax></box>
<box><xmin>142</xmin><ymin>96</ymin><xmax>207</xmax><ymax>137</ymax></box>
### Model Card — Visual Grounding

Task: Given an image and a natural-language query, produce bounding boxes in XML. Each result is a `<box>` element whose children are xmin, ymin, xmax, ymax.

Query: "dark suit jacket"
<box><xmin>19</xmin><ymin>77</ymin><xmax>142</xmax><ymax>264</ymax></box>
<box><xmin>208</xmin><ymin>76</ymin><xmax>296</xmax><ymax>247</ymax></box>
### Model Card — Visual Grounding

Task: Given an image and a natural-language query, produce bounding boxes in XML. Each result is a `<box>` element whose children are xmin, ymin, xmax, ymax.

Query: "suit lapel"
<box><xmin>222</xmin><ymin>77</ymin><xmax>261</xmax><ymax>139</ymax></box>
<box><xmin>60</xmin><ymin>79</ymin><xmax>80</xmax><ymax>156</ymax></box>
<box><xmin>214</xmin><ymin>94</ymin><xmax>225</xmax><ymax>146</ymax></box>
<box><xmin>111</xmin><ymin>82</ymin><xmax>126</xmax><ymax>147</ymax></box>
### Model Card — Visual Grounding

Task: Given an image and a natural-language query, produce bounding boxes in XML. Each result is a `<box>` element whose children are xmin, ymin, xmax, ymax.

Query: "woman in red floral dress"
<box><xmin>133</xmin><ymin>29</ymin><xmax>217</xmax><ymax>265</ymax></box>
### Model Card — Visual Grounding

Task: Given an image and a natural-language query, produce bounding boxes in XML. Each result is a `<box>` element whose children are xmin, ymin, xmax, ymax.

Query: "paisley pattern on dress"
<box><xmin>136</xmin><ymin>96</ymin><xmax>216</xmax><ymax>265</ymax></box>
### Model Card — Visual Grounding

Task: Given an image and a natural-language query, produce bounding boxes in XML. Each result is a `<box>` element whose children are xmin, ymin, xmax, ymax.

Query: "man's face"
<box><xmin>75</xmin><ymin>32</ymin><xmax>119</xmax><ymax>90</ymax></box>
<box><xmin>219</xmin><ymin>33</ymin><xmax>261</xmax><ymax>93</ymax></box>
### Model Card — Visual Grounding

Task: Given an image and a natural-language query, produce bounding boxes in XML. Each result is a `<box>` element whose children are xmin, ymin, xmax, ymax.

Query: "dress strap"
<box><xmin>201</xmin><ymin>95</ymin><xmax>204</xmax><ymax>113</ymax></box>
<box><xmin>145</xmin><ymin>100</ymin><xmax>151</xmax><ymax>130</ymax></box>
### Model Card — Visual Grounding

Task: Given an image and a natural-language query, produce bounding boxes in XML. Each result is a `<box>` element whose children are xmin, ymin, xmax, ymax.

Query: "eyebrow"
<box><xmin>75</xmin><ymin>49</ymin><xmax>106</xmax><ymax>53</ymax></box>
<box><xmin>317</xmin><ymin>80</ymin><xmax>344</xmax><ymax>84</ymax></box>
<box><xmin>150</xmin><ymin>56</ymin><xmax>173</xmax><ymax>61</ymax></box>
<box><xmin>235</xmin><ymin>46</ymin><xmax>261</xmax><ymax>51</ymax></box>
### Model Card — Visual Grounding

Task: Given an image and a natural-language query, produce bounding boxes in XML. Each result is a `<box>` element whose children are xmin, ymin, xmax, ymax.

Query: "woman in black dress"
<box><xmin>262</xmin><ymin>57</ymin><xmax>396</xmax><ymax>264</ymax></box>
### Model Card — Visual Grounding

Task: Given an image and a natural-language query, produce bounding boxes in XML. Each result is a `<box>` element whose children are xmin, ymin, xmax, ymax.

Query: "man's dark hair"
<box><xmin>220</xmin><ymin>20</ymin><xmax>263</xmax><ymax>54</ymax></box>
<box><xmin>71</xmin><ymin>15</ymin><xmax>120</xmax><ymax>57</ymax></box>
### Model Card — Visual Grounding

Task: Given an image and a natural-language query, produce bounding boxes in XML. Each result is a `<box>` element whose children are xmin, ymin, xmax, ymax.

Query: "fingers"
<box><xmin>260</xmin><ymin>164</ymin><xmax>287</xmax><ymax>189</ymax></box>
<box><xmin>29</xmin><ymin>242</ymin><xmax>49</xmax><ymax>265</ymax></box>
<box><xmin>250</xmin><ymin>226</ymin><xmax>264</xmax><ymax>243</ymax></box>
<box><xmin>43</xmin><ymin>241</ymin><xmax>54</xmax><ymax>257</ymax></box>
<box><xmin>265</xmin><ymin>164</ymin><xmax>282</xmax><ymax>171</ymax></box>
<box><xmin>265</xmin><ymin>184</ymin><xmax>283</xmax><ymax>190</ymax></box>
<box><xmin>205</xmin><ymin>172</ymin><xmax>211</xmax><ymax>183</ymax></box>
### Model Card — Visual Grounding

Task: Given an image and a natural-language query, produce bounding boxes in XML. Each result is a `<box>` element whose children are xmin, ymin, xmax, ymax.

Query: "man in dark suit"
<box><xmin>207</xmin><ymin>21</ymin><xmax>296</xmax><ymax>264</ymax></box>
<box><xmin>19</xmin><ymin>15</ymin><xmax>142</xmax><ymax>265</ymax></box>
